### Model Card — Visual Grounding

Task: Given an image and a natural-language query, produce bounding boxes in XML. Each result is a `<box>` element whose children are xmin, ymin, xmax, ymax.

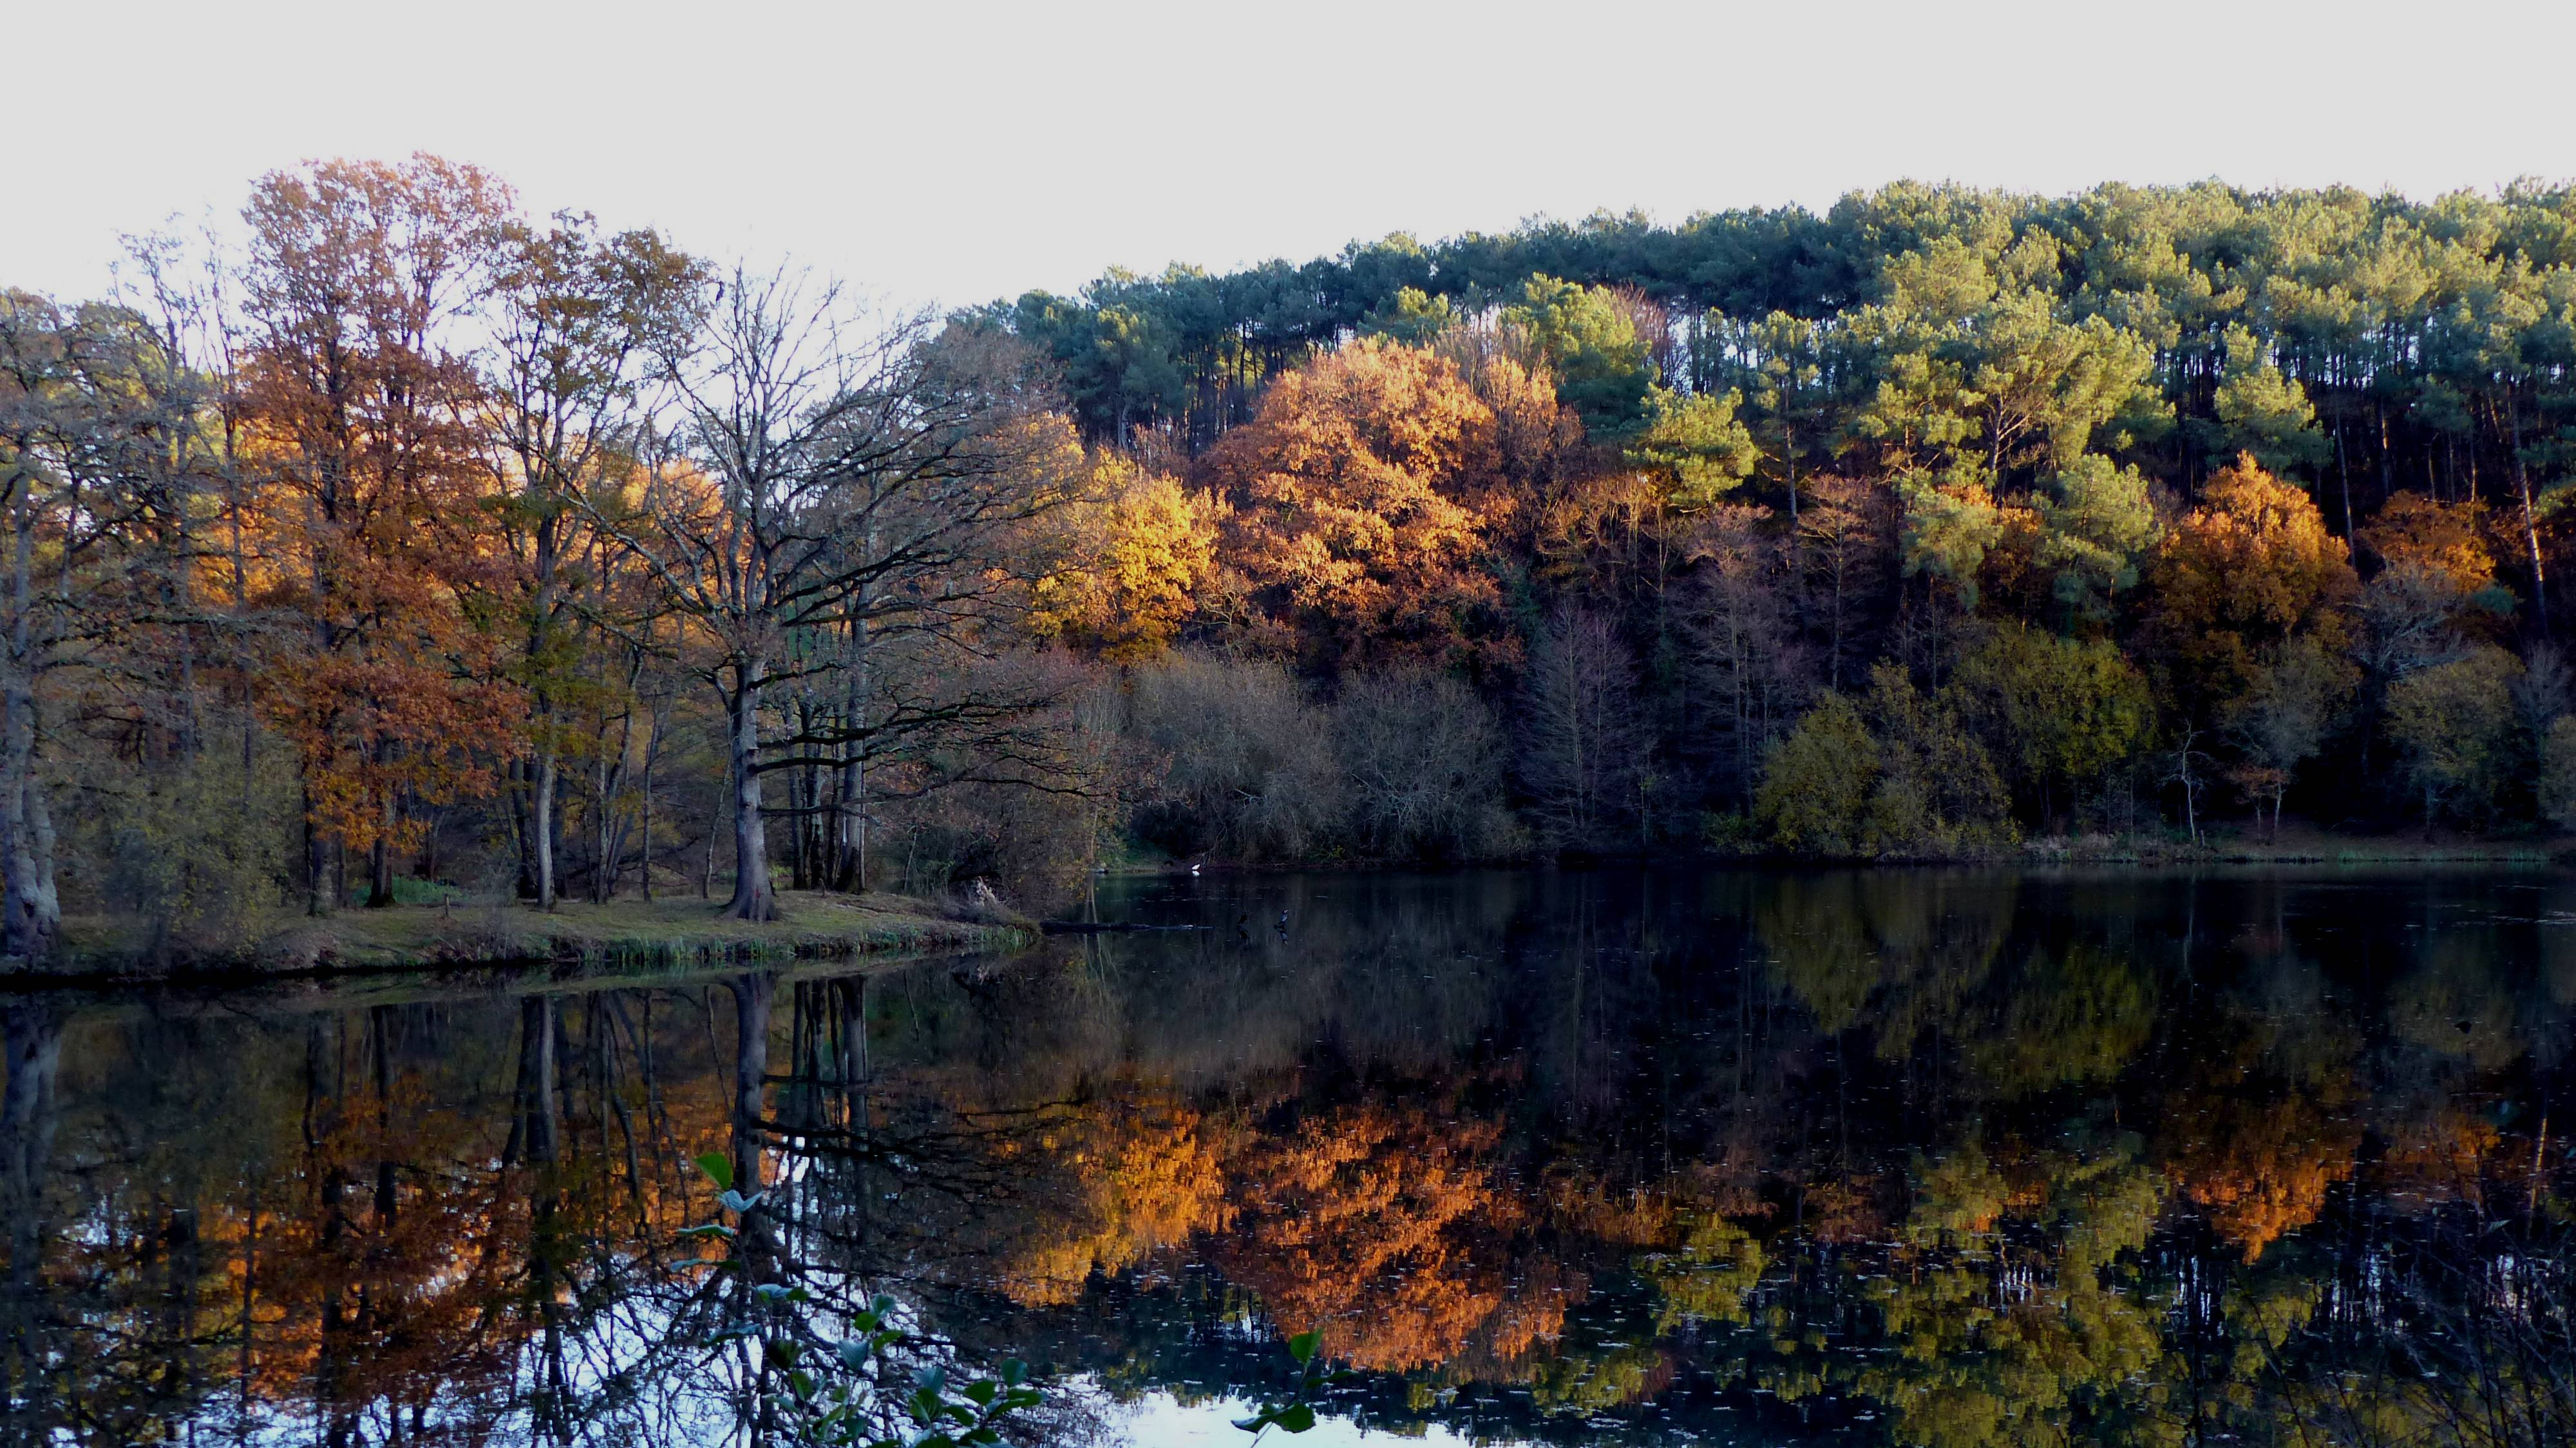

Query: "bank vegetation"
<box><xmin>16</xmin><ymin>166</ymin><xmax>2576</xmax><ymax>969</ymax></box>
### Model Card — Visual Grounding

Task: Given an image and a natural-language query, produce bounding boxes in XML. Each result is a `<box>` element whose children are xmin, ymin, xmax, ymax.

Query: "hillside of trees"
<box><xmin>991</xmin><ymin>179</ymin><xmax>2576</xmax><ymax>860</ymax></box>
<box><xmin>11</xmin><ymin>162</ymin><xmax>2576</xmax><ymax>963</ymax></box>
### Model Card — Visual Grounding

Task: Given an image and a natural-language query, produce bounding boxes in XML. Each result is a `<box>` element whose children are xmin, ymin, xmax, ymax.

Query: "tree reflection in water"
<box><xmin>0</xmin><ymin>866</ymin><xmax>2570</xmax><ymax>1447</ymax></box>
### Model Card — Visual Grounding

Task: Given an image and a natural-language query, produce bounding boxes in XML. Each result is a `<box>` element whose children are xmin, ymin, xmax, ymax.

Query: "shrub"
<box><xmin>1756</xmin><ymin>666</ymin><xmax>2014</xmax><ymax>858</ymax></box>
<box><xmin>1333</xmin><ymin>665</ymin><xmax>1520</xmax><ymax>860</ymax></box>
<box><xmin>1125</xmin><ymin>651</ymin><xmax>1347</xmax><ymax>861</ymax></box>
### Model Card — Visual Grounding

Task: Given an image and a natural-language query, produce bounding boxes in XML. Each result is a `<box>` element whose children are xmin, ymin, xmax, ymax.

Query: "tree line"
<box><xmin>994</xmin><ymin>177</ymin><xmax>2576</xmax><ymax>861</ymax></box>
<box><xmin>0</xmin><ymin>155</ymin><xmax>1112</xmax><ymax>966</ymax></box>
<box><xmin>15</xmin><ymin>165</ymin><xmax>2576</xmax><ymax>966</ymax></box>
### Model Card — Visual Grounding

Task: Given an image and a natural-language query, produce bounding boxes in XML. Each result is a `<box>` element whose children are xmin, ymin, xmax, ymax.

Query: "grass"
<box><xmin>44</xmin><ymin>889</ymin><xmax>1036</xmax><ymax>984</ymax></box>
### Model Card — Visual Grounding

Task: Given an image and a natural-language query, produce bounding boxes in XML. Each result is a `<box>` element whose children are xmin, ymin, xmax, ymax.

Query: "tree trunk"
<box><xmin>0</xmin><ymin>477</ymin><xmax>57</xmax><ymax>967</ymax></box>
<box><xmin>505</xmin><ymin>996</ymin><xmax>559</xmax><ymax>1167</ymax></box>
<box><xmin>528</xmin><ymin>508</ymin><xmax>562</xmax><ymax>908</ymax></box>
<box><xmin>2510</xmin><ymin>398</ymin><xmax>2550</xmax><ymax>638</ymax></box>
<box><xmin>835</xmin><ymin>564</ymin><xmax>872</xmax><ymax>892</ymax></box>
<box><xmin>639</xmin><ymin>715</ymin><xmax>656</xmax><ymax>904</ymax></box>
<box><xmin>785</xmin><ymin>752</ymin><xmax>809</xmax><ymax>891</ymax></box>
<box><xmin>594</xmin><ymin>752</ymin><xmax>614</xmax><ymax>905</ymax></box>
<box><xmin>1</xmin><ymin>1002</ymin><xmax>61</xmax><ymax>1193</ymax></box>
<box><xmin>0</xmin><ymin>669</ymin><xmax>57</xmax><ymax>967</ymax></box>
<box><xmin>836</xmin><ymin>976</ymin><xmax>868</xmax><ymax>1087</ymax></box>
<box><xmin>303</xmin><ymin>801</ymin><xmax>330</xmax><ymax>916</ymax></box>
<box><xmin>366</xmin><ymin>777</ymin><xmax>395</xmax><ymax>908</ymax></box>
<box><xmin>725</xmin><ymin>662</ymin><xmax>774</xmax><ymax>922</ymax></box>
<box><xmin>533</xmin><ymin>750</ymin><xmax>558</xmax><ymax>910</ymax></box>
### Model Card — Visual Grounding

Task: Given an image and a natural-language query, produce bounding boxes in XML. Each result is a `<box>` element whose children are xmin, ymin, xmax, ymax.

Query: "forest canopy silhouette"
<box><xmin>9</xmin><ymin>161</ymin><xmax>2576</xmax><ymax>963</ymax></box>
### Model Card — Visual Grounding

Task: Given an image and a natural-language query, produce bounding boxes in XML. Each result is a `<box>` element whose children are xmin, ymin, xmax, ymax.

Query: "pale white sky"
<box><xmin>13</xmin><ymin>0</ymin><xmax>2576</xmax><ymax>311</ymax></box>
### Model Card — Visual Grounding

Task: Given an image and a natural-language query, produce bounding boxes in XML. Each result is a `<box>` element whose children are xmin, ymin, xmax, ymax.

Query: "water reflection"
<box><xmin>2</xmin><ymin>867</ymin><xmax>2571</xmax><ymax>1445</ymax></box>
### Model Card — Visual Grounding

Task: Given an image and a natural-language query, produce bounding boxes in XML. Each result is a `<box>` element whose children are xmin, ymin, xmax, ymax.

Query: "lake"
<box><xmin>3</xmin><ymin>866</ymin><xmax>2571</xmax><ymax>1446</ymax></box>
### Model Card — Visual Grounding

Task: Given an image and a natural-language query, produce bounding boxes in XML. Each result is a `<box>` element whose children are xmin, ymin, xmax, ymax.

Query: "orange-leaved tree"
<box><xmin>1200</xmin><ymin>336</ymin><xmax>1512</xmax><ymax>673</ymax></box>
<box><xmin>234</xmin><ymin>157</ymin><xmax>526</xmax><ymax>910</ymax></box>
<box><xmin>2142</xmin><ymin>453</ymin><xmax>2357</xmax><ymax>719</ymax></box>
<box><xmin>2354</xmin><ymin>490</ymin><xmax>2506</xmax><ymax>680</ymax></box>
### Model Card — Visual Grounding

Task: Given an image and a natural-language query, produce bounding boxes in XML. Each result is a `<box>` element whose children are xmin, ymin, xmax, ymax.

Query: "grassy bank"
<box><xmin>2012</xmin><ymin>823</ymin><xmax>2568</xmax><ymax>866</ymax></box>
<box><xmin>38</xmin><ymin>890</ymin><xmax>1036</xmax><ymax>984</ymax></box>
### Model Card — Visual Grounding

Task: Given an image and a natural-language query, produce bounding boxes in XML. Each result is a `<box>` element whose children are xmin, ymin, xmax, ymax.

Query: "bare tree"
<box><xmin>598</xmin><ymin>268</ymin><xmax>1081</xmax><ymax>919</ymax></box>
<box><xmin>1126</xmin><ymin>650</ymin><xmax>1343</xmax><ymax>861</ymax></box>
<box><xmin>1686</xmin><ymin>504</ymin><xmax>1812</xmax><ymax>810</ymax></box>
<box><xmin>1794</xmin><ymin>474</ymin><xmax>1893</xmax><ymax>692</ymax></box>
<box><xmin>1519</xmin><ymin>604</ymin><xmax>1643</xmax><ymax>852</ymax></box>
<box><xmin>1333</xmin><ymin>664</ymin><xmax>1509</xmax><ymax>859</ymax></box>
<box><xmin>2221</xmin><ymin>638</ymin><xmax>2354</xmax><ymax>839</ymax></box>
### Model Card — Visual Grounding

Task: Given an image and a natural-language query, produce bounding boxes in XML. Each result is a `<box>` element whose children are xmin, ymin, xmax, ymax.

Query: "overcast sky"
<box><xmin>14</xmin><ymin>0</ymin><xmax>2576</xmax><ymax>311</ymax></box>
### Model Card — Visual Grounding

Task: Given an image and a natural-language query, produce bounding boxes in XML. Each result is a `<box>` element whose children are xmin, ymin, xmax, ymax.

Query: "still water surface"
<box><xmin>3</xmin><ymin>867</ymin><xmax>2571</xmax><ymax>1445</ymax></box>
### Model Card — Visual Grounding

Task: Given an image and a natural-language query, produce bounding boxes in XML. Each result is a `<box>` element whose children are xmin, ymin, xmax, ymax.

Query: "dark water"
<box><xmin>3</xmin><ymin>867</ymin><xmax>2573</xmax><ymax>1446</ymax></box>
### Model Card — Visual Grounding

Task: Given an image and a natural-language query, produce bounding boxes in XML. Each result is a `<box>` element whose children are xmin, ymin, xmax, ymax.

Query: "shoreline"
<box><xmin>19</xmin><ymin>891</ymin><xmax>1037</xmax><ymax>987</ymax></box>
<box><xmin>1103</xmin><ymin>829</ymin><xmax>2576</xmax><ymax>875</ymax></box>
<box><xmin>21</xmin><ymin>834</ymin><xmax>2571</xmax><ymax>987</ymax></box>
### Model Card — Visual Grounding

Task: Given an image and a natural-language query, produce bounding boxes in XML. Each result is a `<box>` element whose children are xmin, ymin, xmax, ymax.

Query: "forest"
<box><xmin>12</xmin><ymin>159</ymin><xmax>2576</xmax><ymax>960</ymax></box>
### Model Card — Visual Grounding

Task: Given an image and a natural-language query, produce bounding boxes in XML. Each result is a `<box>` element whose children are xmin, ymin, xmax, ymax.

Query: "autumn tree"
<box><xmin>2159</xmin><ymin>1021</ymin><xmax>2362</xmax><ymax>1264</ymax></box>
<box><xmin>2354</xmin><ymin>490</ymin><xmax>2507</xmax><ymax>681</ymax></box>
<box><xmin>1949</xmin><ymin>625</ymin><xmax>2153</xmax><ymax>828</ymax></box>
<box><xmin>1754</xmin><ymin>692</ymin><xmax>1875</xmax><ymax>857</ymax></box>
<box><xmin>1201</xmin><ymin>337</ymin><xmax>1508</xmax><ymax>672</ymax></box>
<box><xmin>2221</xmin><ymin>638</ymin><xmax>2358</xmax><ymax>837</ymax></box>
<box><xmin>1213</xmin><ymin>1094</ymin><xmax>1548</xmax><ymax>1373</ymax></box>
<box><xmin>480</xmin><ymin>213</ymin><xmax>702</xmax><ymax>906</ymax></box>
<box><xmin>2384</xmin><ymin>645</ymin><xmax>2523</xmax><ymax>826</ymax></box>
<box><xmin>1756</xmin><ymin>665</ymin><xmax>2014</xmax><ymax>857</ymax></box>
<box><xmin>2142</xmin><ymin>454</ymin><xmax>2357</xmax><ymax>718</ymax></box>
<box><xmin>1027</xmin><ymin>453</ymin><xmax>1220</xmax><ymax>662</ymax></box>
<box><xmin>233</xmin><ymin>157</ymin><xmax>524</xmax><ymax>911</ymax></box>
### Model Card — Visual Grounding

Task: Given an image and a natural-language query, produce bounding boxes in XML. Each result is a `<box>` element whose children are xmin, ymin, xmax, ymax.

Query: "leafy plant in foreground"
<box><xmin>688</xmin><ymin>1151</ymin><xmax>1041</xmax><ymax>1446</ymax></box>
<box><xmin>1233</xmin><ymin>1329</ymin><xmax>1328</xmax><ymax>1441</ymax></box>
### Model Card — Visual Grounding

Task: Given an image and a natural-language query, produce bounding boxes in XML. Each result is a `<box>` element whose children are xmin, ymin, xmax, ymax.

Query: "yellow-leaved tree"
<box><xmin>1028</xmin><ymin>454</ymin><xmax>1221</xmax><ymax>662</ymax></box>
